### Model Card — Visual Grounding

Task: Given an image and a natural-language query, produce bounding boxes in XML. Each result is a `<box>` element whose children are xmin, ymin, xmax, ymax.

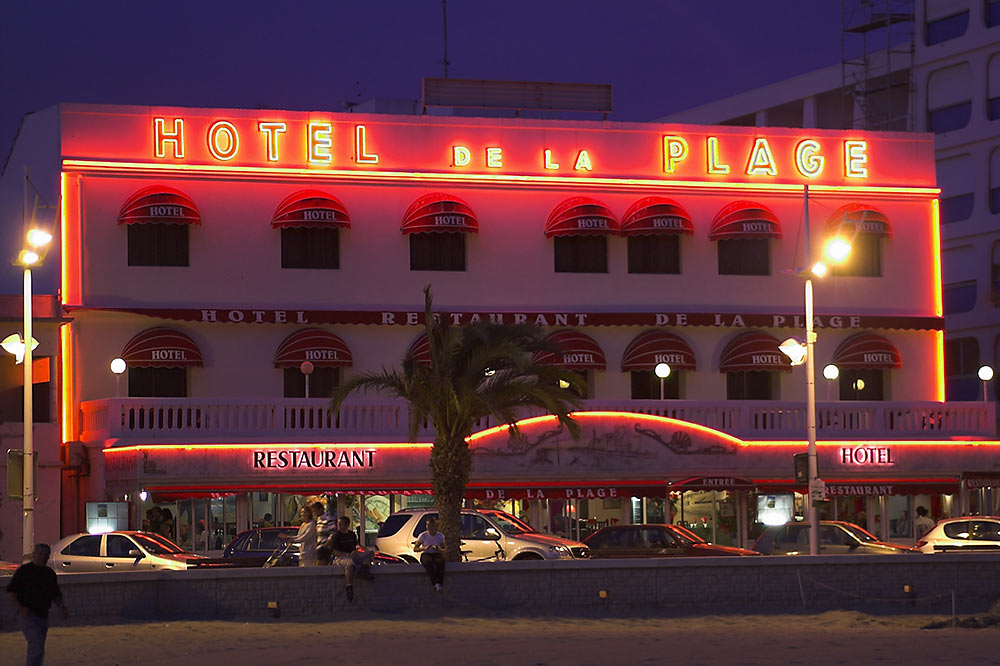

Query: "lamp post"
<box><xmin>654</xmin><ymin>362</ymin><xmax>671</xmax><ymax>400</ymax></box>
<box><xmin>300</xmin><ymin>361</ymin><xmax>314</xmax><ymax>398</ymax></box>
<box><xmin>111</xmin><ymin>357</ymin><xmax>127</xmax><ymax>397</ymax></box>
<box><xmin>823</xmin><ymin>364</ymin><xmax>839</xmax><ymax>401</ymax></box>
<box><xmin>13</xmin><ymin>227</ymin><xmax>52</xmax><ymax>558</ymax></box>
<box><xmin>979</xmin><ymin>365</ymin><xmax>995</xmax><ymax>403</ymax></box>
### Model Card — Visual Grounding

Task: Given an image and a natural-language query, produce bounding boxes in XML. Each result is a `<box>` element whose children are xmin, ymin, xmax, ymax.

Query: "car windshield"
<box><xmin>133</xmin><ymin>533</ymin><xmax>184</xmax><ymax>555</ymax></box>
<box><xmin>484</xmin><ymin>511</ymin><xmax>534</xmax><ymax>535</ymax></box>
<box><xmin>667</xmin><ymin>525</ymin><xmax>702</xmax><ymax>545</ymax></box>
<box><xmin>840</xmin><ymin>523</ymin><xmax>878</xmax><ymax>543</ymax></box>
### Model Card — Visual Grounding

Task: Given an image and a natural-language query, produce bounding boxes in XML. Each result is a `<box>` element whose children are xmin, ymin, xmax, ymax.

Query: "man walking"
<box><xmin>313</xmin><ymin>500</ymin><xmax>336</xmax><ymax>553</ymax></box>
<box><xmin>6</xmin><ymin>543</ymin><xmax>69</xmax><ymax>666</ymax></box>
<box><xmin>329</xmin><ymin>515</ymin><xmax>374</xmax><ymax>602</ymax></box>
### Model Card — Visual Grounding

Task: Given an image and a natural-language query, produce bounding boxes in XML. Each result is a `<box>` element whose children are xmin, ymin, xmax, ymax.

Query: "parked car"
<box><xmin>752</xmin><ymin>521</ymin><xmax>919</xmax><ymax>555</ymax></box>
<box><xmin>223</xmin><ymin>527</ymin><xmax>299</xmax><ymax>566</ymax></box>
<box><xmin>583</xmin><ymin>523</ymin><xmax>759</xmax><ymax>558</ymax></box>
<box><xmin>50</xmin><ymin>531</ymin><xmax>208</xmax><ymax>572</ymax></box>
<box><xmin>376</xmin><ymin>508</ymin><xmax>590</xmax><ymax>561</ymax></box>
<box><xmin>916</xmin><ymin>516</ymin><xmax>1000</xmax><ymax>553</ymax></box>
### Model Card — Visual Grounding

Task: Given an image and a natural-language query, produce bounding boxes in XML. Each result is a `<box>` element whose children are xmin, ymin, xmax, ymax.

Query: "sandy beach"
<box><xmin>2</xmin><ymin>612</ymin><xmax>997</xmax><ymax>666</ymax></box>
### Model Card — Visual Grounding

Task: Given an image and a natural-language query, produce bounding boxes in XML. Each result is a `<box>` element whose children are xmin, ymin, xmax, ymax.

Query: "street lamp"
<box><xmin>13</xmin><ymin>226</ymin><xmax>52</xmax><ymax>558</ymax></box>
<box><xmin>300</xmin><ymin>361</ymin><xmax>314</xmax><ymax>398</ymax></box>
<box><xmin>779</xmin><ymin>185</ymin><xmax>851</xmax><ymax>556</ymax></box>
<box><xmin>979</xmin><ymin>365</ymin><xmax>995</xmax><ymax>403</ymax></box>
<box><xmin>823</xmin><ymin>364</ymin><xmax>839</xmax><ymax>401</ymax></box>
<box><xmin>111</xmin><ymin>357</ymin><xmax>127</xmax><ymax>397</ymax></box>
<box><xmin>654</xmin><ymin>362</ymin><xmax>671</xmax><ymax>400</ymax></box>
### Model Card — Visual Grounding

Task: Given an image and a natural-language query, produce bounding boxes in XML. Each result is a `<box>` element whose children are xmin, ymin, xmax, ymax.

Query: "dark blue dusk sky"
<box><xmin>2</xmin><ymin>1</ymin><xmax>844</xmax><ymax>163</ymax></box>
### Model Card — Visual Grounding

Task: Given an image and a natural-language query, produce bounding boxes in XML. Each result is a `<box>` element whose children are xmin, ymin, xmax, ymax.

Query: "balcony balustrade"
<box><xmin>77</xmin><ymin>397</ymin><xmax>997</xmax><ymax>444</ymax></box>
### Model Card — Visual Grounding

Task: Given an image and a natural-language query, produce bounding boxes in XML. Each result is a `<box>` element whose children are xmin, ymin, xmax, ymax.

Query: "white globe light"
<box><xmin>27</xmin><ymin>228</ymin><xmax>53</xmax><ymax>248</ymax></box>
<box><xmin>853</xmin><ymin>378</ymin><xmax>866</xmax><ymax>391</ymax></box>
<box><xmin>823</xmin><ymin>364</ymin><xmax>839</xmax><ymax>380</ymax></box>
<box><xmin>654</xmin><ymin>362</ymin><xmax>671</xmax><ymax>379</ymax></box>
<box><xmin>979</xmin><ymin>365</ymin><xmax>995</xmax><ymax>382</ymax></box>
<box><xmin>824</xmin><ymin>237</ymin><xmax>852</xmax><ymax>263</ymax></box>
<box><xmin>778</xmin><ymin>337</ymin><xmax>807</xmax><ymax>366</ymax></box>
<box><xmin>110</xmin><ymin>358</ymin><xmax>127</xmax><ymax>374</ymax></box>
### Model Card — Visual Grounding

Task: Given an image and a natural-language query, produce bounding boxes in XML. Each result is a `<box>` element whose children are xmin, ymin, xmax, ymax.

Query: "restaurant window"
<box><xmin>943</xmin><ymin>281</ymin><xmax>977</xmax><ymax>314</ymax></box>
<box><xmin>410</xmin><ymin>232</ymin><xmax>466</xmax><ymax>271</ymax></box>
<box><xmin>281</xmin><ymin>227</ymin><xmax>339</xmax><ymax>269</ymax></box>
<box><xmin>945</xmin><ymin>336</ymin><xmax>981</xmax><ymax>400</ymax></box>
<box><xmin>726</xmin><ymin>371</ymin><xmax>776</xmax><ymax>400</ymax></box>
<box><xmin>717</xmin><ymin>238</ymin><xmax>769</xmax><ymax>275</ymax></box>
<box><xmin>627</xmin><ymin>235</ymin><xmax>680</xmax><ymax>274</ymax></box>
<box><xmin>839</xmin><ymin>368</ymin><xmax>885</xmax><ymax>401</ymax></box>
<box><xmin>630</xmin><ymin>370</ymin><xmax>680</xmax><ymax>399</ymax></box>
<box><xmin>0</xmin><ymin>356</ymin><xmax>51</xmax><ymax>423</ymax></box>
<box><xmin>554</xmin><ymin>236</ymin><xmax>607</xmax><ymax>273</ymax></box>
<box><xmin>925</xmin><ymin>11</ymin><xmax>969</xmax><ymax>45</ymax></box>
<box><xmin>831</xmin><ymin>234</ymin><xmax>882</xmax><ymax>277</ymax></box>
<box><xmin>127</xmin><ymin>223</ymin><xmax>188</xmax><ymax>266</ymax></box>
<box><xmin>128</xmin><ymin>367</ymin><xmax>187</xmax><ymax>397</ymax></box>
<box><xmin>283</xmin><ymin>366</ymin><xmax>340</xmax><ymax>398</ymax></box>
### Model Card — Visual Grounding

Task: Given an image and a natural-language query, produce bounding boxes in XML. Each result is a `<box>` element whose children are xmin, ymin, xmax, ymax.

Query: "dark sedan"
<box><xmin>224</xmin><ymin>527</ymin><xmax>298</xmax><ymax>566</ymax></box>
<box><xmin>583</xmin><ymin>523</ymin><xmax>760</xmax><ymax>558</ymax></box>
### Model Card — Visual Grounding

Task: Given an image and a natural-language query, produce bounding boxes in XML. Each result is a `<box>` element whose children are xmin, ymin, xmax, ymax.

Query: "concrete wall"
<box><xmin>3</xmin><ymin>554</ymin><xmax>998</xmax><ymax>629</ymax></box>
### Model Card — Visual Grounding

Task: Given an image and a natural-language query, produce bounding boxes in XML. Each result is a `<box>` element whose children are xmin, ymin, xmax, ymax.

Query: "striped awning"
<box><xmin>407</xmin><ymin>334</ymin><xmax>431</xmax><ymax>367</ymax></box>
<box><xmin>534</xmin><ymin>330</ymin><xmax>607</xmax><ymax>370</ymax></box>
<box><xmin>709</xmin><ymin>201</ymin><xmax>781</xmax><ymax>241</ymax></box>
<box><xmin>545</xmin><ymin>196</ymin><xmax>619</xmax><ymax>237</ymax></box>
<box><xmin>621</xmin><ymin>330</ymin><xmax>696</xmax><ymax>371</ymax></box>
<box><xmin>121</xmin><ymin>328</ymin><xmax>203</xmax><ymax>368</ymax></box>
<box><xmin>118</xmin><ymin>186</ymin><xmax>201</xmax><ymax>226</ymax></box>
<box><xmin>831</xmin><ymin>333</ymin><xmax>901</xmax><ymax>369</ymax></box>
<box><xmin>826</xmin><ymin>203</ymin><xmax>891</xmax><ymax>238</ymax></box>
<box><xmin>401</xmin><ymin>193</ymin><xmax>478</xmax><ymax>234</ymax></box>
<box><xmin>273</xmin><ymin>329</ymin><xmax>353</xmax><ymax>368</ymax></box>
<box><xmin>621</xmin><ymin>197</ymin><xmax>693</xmax><ymax>236</ymax></box>
<box><xmin>271</xmin><ymin>190</ymin><xmax>351</xmax><ymax>229</ymax></box>
<box><xmin>718</xmin><ymin>332</ymin><xmax>791</xmax><ymax>373</ymax></box>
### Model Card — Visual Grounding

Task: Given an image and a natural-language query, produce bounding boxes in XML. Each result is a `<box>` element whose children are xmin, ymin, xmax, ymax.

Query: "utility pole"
<box><xmin>441</xmin><ymin>0</ymin><xmax>450</xmax><ymax>78</ymax></box>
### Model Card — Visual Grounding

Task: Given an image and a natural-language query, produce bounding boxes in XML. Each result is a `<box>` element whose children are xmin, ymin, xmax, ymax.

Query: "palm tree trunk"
<box><xmin>431</xmin><ymin>434</ymin><xmax>472</xmax><ymax>562</ymax></box>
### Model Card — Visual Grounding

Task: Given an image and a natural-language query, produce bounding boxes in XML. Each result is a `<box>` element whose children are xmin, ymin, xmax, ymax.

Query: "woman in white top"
<box><xmin>413</xmin><ymin>517</ymin><xmax>447</xmax><ymax>591</ymax></box>
<box><xmin>290</xmin><ymin>506</ymin><xmax>317</xmax><ymax>566</ymax></box>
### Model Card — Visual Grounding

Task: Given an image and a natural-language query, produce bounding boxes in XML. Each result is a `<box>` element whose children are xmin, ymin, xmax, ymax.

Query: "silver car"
<box><xmin>375</xmin><ymin>508</ymin><xmax>589</xmax><ymax>562</ymax></box>
<box><xmin>916</xmin><ymin>516</ymin><xmax>1000</xmax><ymax>553</ymax></box>
<box><xmin>50</xmin><ymin>531</ymin><xmax>207</xmax><ymax>572</ymax></box>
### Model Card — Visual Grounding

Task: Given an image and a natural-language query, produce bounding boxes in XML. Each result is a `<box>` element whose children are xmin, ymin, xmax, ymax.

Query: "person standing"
<box><xmin>312</xmin><ymin>501</ymin><xmax>336</xmax><ymax>554</ymax></box>
<box><xmin>914</xmin><ymin>506</ymin><xmax>935</xmax><ymax>538</ymax></box>
<box><xmin>6</xmin><ymin>543</ymin><xmax>69</xmax><ymax>666</ymax></box>
<box><xmin>289</xmin><ymin>506</ymin><xmax>317</xmax><ymax>566</ymax></box>
<box><xmin>414</xmin><ymin>517</ymin><xmax>447</xmax><ymax>592</ymax></box>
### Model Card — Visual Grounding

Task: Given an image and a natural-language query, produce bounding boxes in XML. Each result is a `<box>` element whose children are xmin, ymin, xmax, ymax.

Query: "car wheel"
<box><xmin>512</xmin><ymin>552</ymin><xmax>544</xmax><ymax>561</ymax></box>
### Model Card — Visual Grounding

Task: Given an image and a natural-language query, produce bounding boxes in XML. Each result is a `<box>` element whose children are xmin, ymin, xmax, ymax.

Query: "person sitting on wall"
<box><xmin>328</xmin><ymin>516</ymin><xmax>374</xmax><ymax>602</ymax></box>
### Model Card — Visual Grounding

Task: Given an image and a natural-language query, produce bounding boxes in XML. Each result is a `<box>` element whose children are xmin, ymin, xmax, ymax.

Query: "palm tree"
<box><xmin>329</xmin><ymin>287</ymin><xmax>583</xmax><ymax>561</ymax></box>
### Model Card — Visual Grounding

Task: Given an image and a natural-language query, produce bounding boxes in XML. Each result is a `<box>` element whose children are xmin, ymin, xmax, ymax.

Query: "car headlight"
<box><xmin>548</xmin><ymin>545</ymin><xmax>569</xmax><ymax>554</ymax></box>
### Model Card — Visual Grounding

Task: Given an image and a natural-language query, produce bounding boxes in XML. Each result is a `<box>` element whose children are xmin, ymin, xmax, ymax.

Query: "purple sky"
<box><xmin>1</xmin><ymin>1</ymin><xmax>844</xmax><ymax>162</ymax></box>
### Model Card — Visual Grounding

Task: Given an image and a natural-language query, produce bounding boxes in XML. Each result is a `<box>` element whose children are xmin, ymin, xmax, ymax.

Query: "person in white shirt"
<box><xmin>914</xmin><ymin>506</ymin><xmax>935</xmax><ymax>538</ymax></box>
<box><xmin>413</xmin><ymin>517</ymin><xmax>447</xmax><ymax>591</ymax></box>
<box><xmin>289</xmin><ymin>506</ymin><xmax>317</xmax><ymax>566</ymax></box>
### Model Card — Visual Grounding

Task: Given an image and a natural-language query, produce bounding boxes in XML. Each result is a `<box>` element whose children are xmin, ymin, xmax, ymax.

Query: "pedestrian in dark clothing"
<box><xmin>329</xmin><ymin>516</ymin><xmax>374</xmax><ymax>601</ymax></box>
<box><xmin>6</xmin><ymin>544</ymin><xmax>69</xmax><ymax>666</ymax></box>
<box><xmin>414</xmin><ymin>517</ymin><xmax>447</xmax><ymax>591</ymax></box>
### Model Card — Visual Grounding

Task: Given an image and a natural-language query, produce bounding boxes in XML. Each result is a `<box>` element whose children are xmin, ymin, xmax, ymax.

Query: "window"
<box><xmin>283</xmin><ymin>366</ymin><xmax>340</xmax><ymax>398</ymax></box>
<box><xmin>627</xmin><ymin>235</ymin><xmax>680</xmax><ymax>274</ymax></box>
<box><xmin>990</xmin><ymin>148</ymin><xmax>1000</xmax><ymax>212</ymax></box>
<box><xmin>943</xmin><ymin>281</ymin><xmax>977</xmax><ymax>314</ymax></box>
<box><xmin>128</xmin><ymin>367</ymin><xmax>187</xmax><ymax>397</ymax></box>
<box><xmin>63</xmin><ymin>534</ymin><xmax>101</xmax><ymax>556</ymax></box>
<box><xmin>992</xmin><ymin>241</ymin><xmax>1000</xmax><ymax>303</ymax></box>
<box><xmin>0</xmin><ymin>356</ymin><xmax>51</xmax><ymax>423</ymax></box>
<box><xmin>971</xmin><ymin>520</ymin><xmax>1000</xmax><ymax>540</ymax></box>
<box><xmin>927</xmin><ymin>63</ymin><xmax>972</xmax><ymax>133</ymax></box>
<box><xmin>726</xmin><ymin>371</ymin><xmax>776</xmax><ymax>400</ymax></box>
<box><xmin>630</xmin><ymin>370</ymin><xmax>680</xmax><ymax>399</ymax></box>
<box><xmin>925</xmin><ymin>11</ymin><xmax>969</xmax><ymax>45</ymax></box>
<box><xmin>990</xmin><ymin>0</ymin><xmax>1000</xmax><ymax>27</ymax></box>
<box><xmin>940</xmin><ymin>194</ymin><xmax>975</xmax><ymax>224</ymax></box>
<box><xmin>461</xmin><ymin>514</ymin><xmax>494</xmax><ymax>539</ymax></box>
<box><xmin>717</xmin><ymin>238</ymin><xmax>769</xmax><ymax>275</ymax></box>
<box><xmin>410</xmin><ymin>232</ymin><xmax>466</xmax><ymax>271</ymax></box>
<box><xmin>376</xmin><ymin>514</ymin><xmax>411</xmax><ymax>539</ymax></box>
<box><xmin>281</xmin><ymin>228</ymin><xmax>339</xmax><ymax>269</ymax></box>
<box><xmin>558</xmin><ymin>371</ymin><xmax>590</xmax><ymax>399</ymax></box>
<box><xmin>127</xmin><ymin>223</ymin><xmax>189</xmax><ymax>266</ymax></box>
<box><xmin>107</xmin><ymin>535</ymin><xmax>137</xmax><ymax>558</ymax></box>
<box><xmin>839</xmin><ymin>368</ymin><xmax>885</xmax><ymax>401</ymax></box>
<box><xmin>943</xmin><ymin>521</ymin><xmax>971</xmax><ymax>539</ymax></box>
<box><xmin>928</xmin><ymin>102</ymin><xmax>973</xmax><ymax>133</ymax></box>
<box><xmin>412</xmin><ymin>513</ymin><xmax>439</xmax><ymax>537</ymax></box>
<box><xmin>831</xmin><ymin>235</ymin><xmax>882</xmax><ymax>277</ymax></box>
<box><xmin>945</xmin><ymin>336</ymin><xmax>980</xmax><ymax>400</ymax></box>
<box><xmin>554</xmin><ymin>236</ymin><xmax>607</xmax><ymax>273</ymax></box>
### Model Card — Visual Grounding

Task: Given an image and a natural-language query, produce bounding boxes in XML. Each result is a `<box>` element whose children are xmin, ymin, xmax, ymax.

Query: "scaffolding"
<box><xmin>841</xmin><ymin>0</ymin><xmax>916</xmax><ymax>131</ymax></box>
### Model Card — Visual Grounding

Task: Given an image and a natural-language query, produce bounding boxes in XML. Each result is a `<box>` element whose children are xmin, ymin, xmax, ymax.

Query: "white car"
<box><xmin>915</xmin><ymin>517</ymin><xmax>1000</xmax><ymax>553</ymax></box>
<box><xmin>50</xmin><ymin>531</ymin><xmax>207</xmax><ymax>572</ymax></box>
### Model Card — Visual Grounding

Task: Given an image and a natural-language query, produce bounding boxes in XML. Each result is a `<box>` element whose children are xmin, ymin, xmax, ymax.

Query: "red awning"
<box><xmin>709</xmin><ymin>201</ymin><xmax>781</xmax><ymax>240</ymax></box>
<box><xmin>118</xmin><ymin>186</ymin><xmax>201</xmax><ymax>226</ymax></box>
<box><xmin>534</xmin><ymin>330</ymin><xmax>607</xmax><ymax>370</ymax></box>
<box><xmin>401</xmin><ymin>193</ymin><xmax>478</xmax><ymax>234</ymax></box>
<box><xmin>545</xmin><ymin>196</ymin><xmax>619</xmax><ymax>237</ymax></box>
<box><xmin>271</xmin><ymin>190</ymin><xmax>351</xmax><ymax>229</ymax></box>
<box><xmin>826</xmin><ymin>203</ymin><xmax>891</xmax><ymax>238</ymax></box>
<box><xmin>121</xmin><ymin>328</ymin><xmax>203</xmax><ymax>368</ymax></box>
<box><xmin>832</xmin><ymin>333</ymin><xmax>901</xmax><ymax>369</ymax></box>
<box><xmin>273</xmin><ymin>329</ymin><xmax>353</xmax><ymax>368</ymax></box>
<box><xmin>408</xmin><ymin>334</ymin><xmax>431</xmax><ymax>367</ymax></box>
<box><xmin>621</xmin><ymin>197</ymin><xmax>693</xmax><ymax>236</ymax></box>
<box><xmin>621</xmin><ymin>330</ymin><xmax>696</xmax><ymax>371</ymax></box>
<box><xmin>718</xmin><ymin>332</ymin><xmax>791</xmax><ymax>373</ymax></box>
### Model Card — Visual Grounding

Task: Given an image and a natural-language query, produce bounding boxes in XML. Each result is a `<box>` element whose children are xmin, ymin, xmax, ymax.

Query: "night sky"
<box><xmin>2</xmin><ymin>0</ymin><xmax>845</xmax><ymax>163</ymax></box>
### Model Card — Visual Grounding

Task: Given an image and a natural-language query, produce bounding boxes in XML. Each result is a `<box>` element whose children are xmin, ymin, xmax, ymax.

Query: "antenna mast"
<box><xmin>441</xmin><ymin>0</ymin><xmax>450</xmax><ymax>78</ymax></box>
